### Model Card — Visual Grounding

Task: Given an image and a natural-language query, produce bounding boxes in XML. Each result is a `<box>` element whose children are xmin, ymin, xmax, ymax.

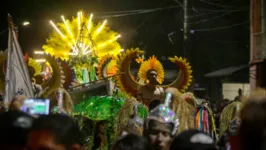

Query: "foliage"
<box><xmin>74</xmin><ymin>96</ymin><xmax>125</xmax><ymax>121</ymax></box>
<box><xmin>73</xmin><ymin>94</ymin><xmax>148</xmax><ymax>149</ymax></box>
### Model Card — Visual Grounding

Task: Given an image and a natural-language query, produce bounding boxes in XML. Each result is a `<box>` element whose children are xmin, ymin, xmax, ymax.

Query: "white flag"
<box><xmin>4</xmin><ymin>14</ymin><xmax>33</xmax><ymax>103</ymax></box>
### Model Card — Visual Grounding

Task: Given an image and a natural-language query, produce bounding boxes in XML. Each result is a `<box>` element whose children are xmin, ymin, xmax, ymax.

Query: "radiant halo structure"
<box><xmin>43</xmin><ymin>11</ymin><xmax>122</xmax><ymax>60</ymax></box>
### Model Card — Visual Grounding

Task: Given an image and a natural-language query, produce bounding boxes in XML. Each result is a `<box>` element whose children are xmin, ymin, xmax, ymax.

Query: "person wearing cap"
<box><xmin>0</xmin><ymin>110</ymin><xmax>35</xmax><ymax>150</ymax></box>
<box><xmin>170</xmin><ymin>129</ymin><xmax>217</xmax><ymax>150</ymax></box>
<box><xmin>143</xmin><ymin>92</ymin><xmax>179</xmax><ymax>150</ymax></box>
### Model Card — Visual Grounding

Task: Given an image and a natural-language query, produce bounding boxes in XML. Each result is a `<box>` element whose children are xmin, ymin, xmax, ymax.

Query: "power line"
<box><xmin>193</xmin><ymin>21</ymin><xmax>249</xmax><ymax>32</ymax></box>
<box><xmin>95</xmin><ymin>5</ymin><xmax>180</xmax><ymax>15</ymax></box>
<box><xmin>191</xmin><ymin>14</ymin><xmax>266</xmax><ymax>32</ymax></box>
<box><xmin>189</xmin><ymin>7</ymin><xmax>248</xmax><ymax>12</ymax></box>
<box><xmin>95</xmin><ymin>9</ymin><xmax>151</xmax><ymax>15</ymax></box>
<box><xmin>135</xmin><ymin>0</ymin><xmax>169</xmax><ymax>30</ymax></box>
<box><xmin>174</xmin><ymin>0</ymin><xmax>247</xmax><ymax>12</ymax></box>
<box><xmin>203</xmin><ymin>38</ymin><xmax>246</xmax><ymax>43</ymax></box>
<box><xmin>188</xmin><ymin>11</ymin><xmax>222</xmax><ymax>18</ymax></box>
<box><xmin>97</xmin><ymin>5</ymin><xmax>181</xmax><ymax>18</ymax></box>
<box><xmin>188</xmin><ymin>11</ymin><xmax>233</xmax><ymax>24</ymax></box>
<box><xmin>188</xmin><ymin>8</ymin><xmax>246</xmax><ymax>18</ymax></box>
<box><xmin>199</xmin><ymin>0</ymin><xmax>238</xmax><ymax>9</ymax></box>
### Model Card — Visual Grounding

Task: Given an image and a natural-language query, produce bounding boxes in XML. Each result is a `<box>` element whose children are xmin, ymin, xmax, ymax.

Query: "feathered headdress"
<box><xmin>138</xmin><ymin>55</ymin><xmax>164</xmax><ymax>84</ymax></box>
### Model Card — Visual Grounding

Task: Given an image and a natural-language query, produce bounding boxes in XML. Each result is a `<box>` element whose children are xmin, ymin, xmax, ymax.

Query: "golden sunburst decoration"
<box><xmin>43</xmin><ymin>11</ymin><xmax>122</xmax><ymax>60</ymax></box>
<box><xmin>40</xmin><ymin>54</ymin><xmax>65</xmax><ymax>98</ymax></box>
<box><xmin>28</xmin><ymin>58</ymin><xmax>42</xmax><ymax>77</ymax></box>
<box><xmin>116</xmin><ymin>48</ymin><xmax>144</xmax><ymax>96</ymax></box>
<box><xmin>115</xmin><ymin>48</ymin><xmax>193</xmax><ymax>97</ymax></box>
<box><xmin>97</xmin><ymin>54</ymin><xmax>117</xmax><ymax>79</ymax></box>
<box><xmin>138</xmin><ymin>55</ymin><xmax>164</xmax><ymax>84</ymax></box>
<box><xmin>168</xmin><ymin>56</ymin><xmax>193</xmax><ymax>92</ymax></box>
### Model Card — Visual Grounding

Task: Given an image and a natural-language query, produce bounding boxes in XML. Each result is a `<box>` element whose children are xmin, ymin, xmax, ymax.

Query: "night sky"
<box><xmin>0</xmin><ymin>0</ymin><xmax>250</xmax><ymax>83</ymax></box>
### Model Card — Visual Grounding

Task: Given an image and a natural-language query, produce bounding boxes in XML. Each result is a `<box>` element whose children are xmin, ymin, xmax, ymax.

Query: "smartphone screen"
<box><xmin>21</xmin><ymin>98</ymin><xmax>50</xmax><ymax>115</ymax></box>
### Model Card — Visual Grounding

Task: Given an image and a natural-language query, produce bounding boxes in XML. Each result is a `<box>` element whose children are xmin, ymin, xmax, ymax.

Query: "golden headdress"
<box><xmin>116</xmin><ymin>48</ymin><xmax>193</xmax><ymax>97</ymax></box>
<box><xmin>138</xmin><ymin>56</ymin><xmax>164</xmax><ymax>84</ymax></box>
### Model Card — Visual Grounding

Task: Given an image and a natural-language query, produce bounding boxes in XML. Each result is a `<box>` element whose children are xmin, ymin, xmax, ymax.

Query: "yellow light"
<box><xmin>98</xmin><ymin>34</ymin><xmax>121</xmax><ymax>48</ymax></box>
<box><xmin>50</xmin><ymin>20</ymin><xmax>66</xmax><ymax>38</ymax></box>
<box><xmin>69</xmin><ymin>52</ymin><xmax>78</xmax><ymax>56</ymax></box>
<box><xmin>35</xmin><ymin>59</ymin><xmax>46</xmax><ymax>63</ymax></box>
<box><xmin>83</xmin><ymin>45</ymin><xmax>90</xmax><ymax>53</ymax></box>
<box><xmin>44</xmin><ymin>12</ymin><xmax>122</xmax><ymax>59</ymax></box>
<box><xmin>87</xmin><ymin>14</ymin><xmax>93</xmax><ymax>33</ymax></box>
<box><xmin>96</xmin><ymin>20</ymin><xmax>107</xmax><ymax>35</ymax></box>
<box><xmin>78</xmin><ymin>12</ymin><xmax>81</xmax><ymax>31</ymax></box>
<box><xmin>23</xmin><ymin>21</ymin><xmax>30</xmax><ymax>26</ymax></box>
<box><xmin>119</xmin><ymin>49</ymin><xmax>124</xmax><ymax>52</ymax></box>
<box><xmin>61</xmin><ymin>16</ymin><xmax>74</xmax><ymax>38</ymax></box>
<box><xmin>80</xmin><ymin>11</ymin><xmax>83</xmax><ymax>20</ymax></box>
<box><xmin>115</xmin><ymin>34</ymin><xmax>121</xmax><ymax>39</ymax></box>
<box><xmin>82</xmin><ymin>43</ymin><xmax>86</xmax><ymax>51</ymax></box>
<box><xmin>34</xmin><ymin>51</ymin><xmax>45</xmax><ymax>54</ymax></box>
<box><xmin>83</xmin><ymin>50</ymin><xmax>92</xmax><ymax>55</ymax></box>
<box><xmin>68</xmin><ymin>42</ymin><xmax>78</xmax><ymax>53</ymax></box>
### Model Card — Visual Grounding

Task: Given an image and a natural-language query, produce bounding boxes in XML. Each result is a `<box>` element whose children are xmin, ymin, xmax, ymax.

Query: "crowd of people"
<box><xmin>0</xmin><ymin>88</ymin><xmax>264</xmax><ymax>150</ymax></box>
<box><xmin>0</xmin><ymin>69</ymin><xmax>265</xmax><ymax>150</ymax></box>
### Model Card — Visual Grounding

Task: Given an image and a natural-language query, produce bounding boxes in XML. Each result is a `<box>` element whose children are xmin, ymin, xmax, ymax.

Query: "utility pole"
<box><xmin>183</xmin><ymin>0</ymin><xmax>189</xmax><ymax>59</ymax></box>
<box><xmin>183</xmin><ymin>0</ymin><xmax>195</xmax><ymax>92</ymax></box>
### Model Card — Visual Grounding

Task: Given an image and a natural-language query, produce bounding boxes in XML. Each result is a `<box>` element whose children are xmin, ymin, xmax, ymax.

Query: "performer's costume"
<box><xmin>116</xmin><ymin>49</ymin><xmax>193</xmax><ymax>97</ymax></box>
<box><xmin>195</xmin><ymin>104</ymin><xmax>217</xmax><ymax>139</ymax></box>
<box><xmin>219</xmin><ymin>100</ymin><xmax>242</xmax><ymax>137</ymax></box>
<box><xmin>115</xmin><ymin>49</ymin><xmax>193</xmax><ymax>136</ymax></box>
<box><xmin>165</xmin><ymin>87</ymin><xmax>195</xmax><ymax>134</ymax></box>
<box><xmin>182</xmin><ymin>92</ymin><xmax>197</xmax><ymax>108</ymax></box>
<box><xmin>144</xmin><ymin>92</ymin><xmax>179</xmax><ymax>136</ymax></box>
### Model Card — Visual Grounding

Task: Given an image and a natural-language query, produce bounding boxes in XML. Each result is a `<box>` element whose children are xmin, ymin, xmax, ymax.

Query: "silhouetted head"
<box><xmin>0</xmin><ymin>110</ymin><xmax>35</xmax><ymax>149</ymax></box>
<box><xmin>112</xmin><ymin>134</ymin><xmax>151</xmax><ymax>150</ymax></box>
<box><xmin>27</xmin><ymin>114</ymin><xmax>81</xmax><ymax>150</ymax></box>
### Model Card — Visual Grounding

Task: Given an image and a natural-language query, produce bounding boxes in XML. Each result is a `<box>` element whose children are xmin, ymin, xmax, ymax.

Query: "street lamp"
<box><xmin>35</xmin><ymin>59</ymin><xmax>46</xmax><ymax>63</ymax></box>
<box><xmin>22</xmin><ymin>21</ymin><xmax>30</xmax><ymax>26</ymax></box>
<box><xmin>34</xmin><ymin>51</ymin><xmax>45</xmax><ymax>55</ymax></box>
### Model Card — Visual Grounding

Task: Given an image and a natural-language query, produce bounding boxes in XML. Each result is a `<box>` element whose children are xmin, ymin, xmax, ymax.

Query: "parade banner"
<box><xmin>4</xmin><ymin>14</ymin><xmax>33</xmax><ymax>103</ymax></box>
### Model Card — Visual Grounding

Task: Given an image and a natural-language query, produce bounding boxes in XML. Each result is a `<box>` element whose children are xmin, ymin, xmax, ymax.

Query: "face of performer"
<box><xmin>147</xmin><ymin>70</ymin><xmax>158</xmax><ymax>85</ymax></box>
<box><xmin>146</xmin><ymin>120</ymin><xmax>173</xmax><ymax>150</ymax></box>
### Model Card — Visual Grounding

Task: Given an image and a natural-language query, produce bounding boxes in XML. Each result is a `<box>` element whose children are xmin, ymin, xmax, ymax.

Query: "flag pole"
<box><xmin>4</xmin><ymin>14</ymin><xmax>34</xmax><ymax>105</ymax></box>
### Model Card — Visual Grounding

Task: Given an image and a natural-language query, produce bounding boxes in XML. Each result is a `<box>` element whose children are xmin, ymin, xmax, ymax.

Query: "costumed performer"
<box><xmin>181</xmin><ymin>92</ymin><xmax>197</xmax><ymax>108</ymax></box>
<box><xmin>115</xmin><ymin>49</ymin><xmax>193</xmax><ymax>137</ymax></box>
<box><xmin>136</xmin><ymin>67</ymin><xmax>164</xmax><ymax>105</ymax></box>
<box><xmin>165</xmin><ymin>87</ymin><xmax>195</xmax><ymax>134</ymax></box>
<box><xmin>195</xmin><ymin>101</ymin><xmax>217</xmax><ymax>140</ymax></box>
<box><xmin>219</xmin><ymin>98</ymin><xmax>242</xmax><ymax>137</ymax></box>
<box><xmin>143</xmin><ymin>91</ymin><xmax>179</xmax><ymax>150</ymax></box>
